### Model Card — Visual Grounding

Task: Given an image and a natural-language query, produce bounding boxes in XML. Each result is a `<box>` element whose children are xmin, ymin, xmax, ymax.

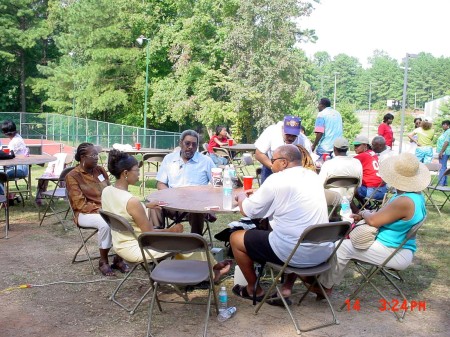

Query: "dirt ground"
<box><xmin>1</xmin><ymin>219</ymin><xmax>449</xmax><ymax>337</ymax></box>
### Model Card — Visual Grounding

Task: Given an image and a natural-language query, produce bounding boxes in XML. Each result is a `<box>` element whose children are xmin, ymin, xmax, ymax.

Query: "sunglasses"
<box><xmin>183</xmin><ymin>141</ymin><xmax>198</xmax><ymax>148</ymax></box>
<box><xmin>271</xmin><ymin>157</ymin><xmax>286</xmax><ymax>164</ymax></box>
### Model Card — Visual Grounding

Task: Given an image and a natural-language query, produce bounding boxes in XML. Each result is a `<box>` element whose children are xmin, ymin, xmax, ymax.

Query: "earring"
<box><xmin>125</xmin><ymin>175</ymin><xmax>128</xmax><ymax>180</ymax></box>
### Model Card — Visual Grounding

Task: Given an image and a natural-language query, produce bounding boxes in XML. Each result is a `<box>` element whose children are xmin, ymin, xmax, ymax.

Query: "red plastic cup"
<box><xmin>243</xmin><ymin>176</ymin><xmax>253</xmax><ymax>190</ymax></box>
<box><xmin>135</xmin><ymin>142</ymin><xmax>141</xmax><ymax>150</ymax></box>
<box><xmin>322</xmin><ymin>153</ymin><xmax>329</xmax><ymax>161</ymax></box>
<box><xmin>228</xmin><ymin>139</ymin><xmax>234</xmax><ymax>146</ymax></box>
<box><xmin>3</xmin><ymin>148</ymin><xmax>10</xmax><ymax>154</ymax></box>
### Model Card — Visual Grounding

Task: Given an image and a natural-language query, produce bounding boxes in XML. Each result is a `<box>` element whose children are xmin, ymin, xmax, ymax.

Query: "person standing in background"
<box><xmin>254</xmin><ymin>115</ymin><xmax>302</xmax><ymax>184</ymax></box>
<box><xmin>312</xmin><ymin>98</ymin><xmax>343</xmax><ymax>158</ymax></box>
<box><xmin>408</xmin><ymin>118</ymin><xmax>434</xmax><ymax>164</ymax></box>
<box><xmin>436</xmin><ymin>120</ymin><xmax>450</xmax><ymax>185</ymax></box>
<box><xmin>377</xmin><ymin>113</ymin><xmax>395</xmax><ymax>148</ymax></box>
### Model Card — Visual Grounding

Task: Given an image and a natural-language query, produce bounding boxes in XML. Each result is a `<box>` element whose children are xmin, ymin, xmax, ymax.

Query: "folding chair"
<box><xmin>424</xmin><ymin>167</ymin><xmax>450</xmax><ymax>216</ymax></box>
<box><xmin>0</xmin><ymin>172</ymin><xmax>11</xmax><ymax>239</ymax></box>
<box><xmin>7</xmin><ymin>165</ymin><xmax>31</xmax><ymax>207</ymax></box>
<box><xmin>99</xmin><ymin>210</ymin><xmax>162</xmax><ymax>315</ymax></box>
<box><xmin>138</xmin><ymin>232</ymin><xmax>218</xmax><ymax>337</ymax></box>
<box><xmin>140</xmin><ymin>153</ymin><xmax>165</xmax><ymax>196</ymax></box>
<box><xmin>38</xmin><ymin>166</ymin><xmax>74</xmax><ymax>229</ymax></box>
<box><xmin>68</xmin><ymin>190</ymin><xmax>98</xmax><ymax>275</ymax></box>
<box><xmin>254</xmin><ymin>221</ymin><xmax>351</xmax><ymax>334</ymax></box>
<box><xmin>36</xmin><ymin>153</ymin><xmax>67</xmax><ymax>205</ymax></box>
<box><xmin>324</xmin><ymin>189</ymin><xmax>342</xmax><ymax>220</ymax></box>
<box><xmin>212</xmin><ymin>147</ymin><xmax>232</xmax><ymax>164</ymax></box>
<box><xmin>323</xmin><ymin>176</ymin><xmax>360</xmax><ymax>199</ymax></box>
<box><xmin>340</xmin><ymin>217</ymin><xmax>427</xmax><ymax>321</ymax></box>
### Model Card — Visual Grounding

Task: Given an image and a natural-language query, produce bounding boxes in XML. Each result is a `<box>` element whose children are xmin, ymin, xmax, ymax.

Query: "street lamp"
<box><xmin>367</xmin><ymin>81</ymin><xmax>379</xmax><ymax>138</ymax></box>
<box><xmin>69</xmin><ymin>51</ymin><xmax>76</xmax><ymax>146</ymax></box>
<box><xmin>333</xmin><ymin>72</ymin><xmax>339</xmax><ymax>109</ymax></box>
<box><xmin>398</xmin><ymin>53</ymin><xmax>418</xmax><ymax>154</ymax></box>
<box><xmin>136</xmin><ymin>35</ymin><xmax>150</xmax><ymax>148</ymax></box>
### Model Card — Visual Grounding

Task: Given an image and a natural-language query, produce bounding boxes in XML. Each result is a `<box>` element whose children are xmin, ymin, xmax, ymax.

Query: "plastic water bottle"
<box><xmin>217</xmin><ymin>306</ymin><xmax>237</xmax><ymax>322</ymax></box>
<box><xmin>228</xmin><ymin>164</ymin><xmax>238</xmax><ymax>189</ymax></box>
<box><xmin>218</xmin><ymin>286</ymin><xmax>228</xmax><ymax>313</ymax></box>
<box><xmin>222</xmin><ymin>167</ymin><xmax>233</xmax><ymax>210</ymax></box>
<box><xmin>340</xmin><ymin>196</ymin><xmax>353</xmax><ymax>223</ymax></box>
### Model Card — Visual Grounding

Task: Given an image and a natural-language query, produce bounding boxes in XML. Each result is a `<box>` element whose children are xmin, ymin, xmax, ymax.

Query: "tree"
<box><xmin>0</xmin><ymin>0</ymin><xmax>53</xmax><ymax>112</ymax></box>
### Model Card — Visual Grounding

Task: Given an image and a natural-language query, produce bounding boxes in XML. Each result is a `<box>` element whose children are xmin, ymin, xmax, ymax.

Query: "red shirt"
<box><xmin>355</xmin><ymin>150</ymin><xmax>382</xmax><ymax>187</ymax></box>
<box><xmin>208</xmin><ymin>135</ymin><xmax>228</xmax><ymax>153</ymax></box>
<box><xmin>378</xmin><ymin>123</ymin><xmax>394</xmax><ymax>147</ymax></box>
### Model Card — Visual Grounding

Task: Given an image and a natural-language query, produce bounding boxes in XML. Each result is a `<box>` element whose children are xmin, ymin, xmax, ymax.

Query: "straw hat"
<box><xmin>349</xmin><ymin>224</ymin><xmax>378</xmax><ymax>250</ymax></box>
<box><xmin>379</xmin><ymin>153</ymin><xmax>430</xmax><ymax>192</ymax></box>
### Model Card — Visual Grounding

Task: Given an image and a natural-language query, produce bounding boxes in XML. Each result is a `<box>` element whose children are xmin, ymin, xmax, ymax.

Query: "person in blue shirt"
<box><xmin>307</xmin><ymin>153</ymin><xmax>430</xmax><ymax>298</ymax></box>
<box><xmin>151</xmin><ymin>129</ymin><xmax>215</xmax><ymax>234</ymax></box>
<box><xmin>437</xmin><ymin>120</ymin><xmax>450</xmax><ymax>185</ymax></box>
<box><xmin>312</xmin><ymin>98</ymin><xmax>343</xmax><ymax>158</ymax></box>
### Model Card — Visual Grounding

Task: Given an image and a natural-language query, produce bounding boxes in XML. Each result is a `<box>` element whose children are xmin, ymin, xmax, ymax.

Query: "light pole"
<box><xmin>367</xmin><ymin>81</ymin><xmax>378</xmax><ymax>138</ymax></box>
<box><xmin>69</xmin><ymin>52</ymin><xmax>76</xmax><ymax>146</ymax></box>
<box><xmin>398</xmin><ymin>53</ymin><xmax>418</xmax><ymax>154</ymax></box>
<box><xmin>333</xmin><ymin>72</ymin><xmax>339</xmax><ymax>109</ymax></box>
<box><xmin>136</xmin><ymin>35</ymin><xmax>150</xmax><ymax>148</ymax></box>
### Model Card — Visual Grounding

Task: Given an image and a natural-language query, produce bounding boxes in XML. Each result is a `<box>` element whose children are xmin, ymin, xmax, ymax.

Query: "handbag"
<box><xmin>349</xmin><ymin>220</ymin><xmax>378</xmax><ymax>250</ymax></box>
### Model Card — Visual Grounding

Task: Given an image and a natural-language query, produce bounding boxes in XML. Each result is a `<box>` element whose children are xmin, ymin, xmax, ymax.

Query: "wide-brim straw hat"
<box><xmin>379</xmin><ymin>153</ymin><xmax>431</xmax><ymax>192</ymax></box>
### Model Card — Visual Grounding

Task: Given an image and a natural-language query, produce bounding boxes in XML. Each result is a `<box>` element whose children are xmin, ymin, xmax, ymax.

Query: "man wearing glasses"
<box><xmin>154</xmin><ymin>129</ymin><xmax>215</xmax><ymax>234</ymax></box>
<box><xmin>255</xmin><ymin>115</ymin><xmax>305</xmax><ymax>184</ymax></box>
<box><xmin>230</xmin><ymin>145</ymin><xmax>330</xmax><ymax>303</ymax></box>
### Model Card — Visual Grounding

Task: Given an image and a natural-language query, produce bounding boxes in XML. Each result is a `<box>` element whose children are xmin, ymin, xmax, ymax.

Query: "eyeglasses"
<box><xmin>85</xmin><ymin>154</ymin><xmax>98</xmax><ymax>159</ymax></box>
<box><xmin>183</xmin><ymin>141</ymin><xmax>198</xmax><ymax>148</ymax></box>
<box><xmin>271</xmin><ymin>157</ymin><xmax>286</xmax><ymax>164</ymax></box>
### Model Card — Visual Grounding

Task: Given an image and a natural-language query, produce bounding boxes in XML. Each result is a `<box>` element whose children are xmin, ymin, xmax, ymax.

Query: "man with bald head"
<box><xmin>371</xmin><ymin>135</ymin><xmax>393</xmax><ymax>163</ymax></box>
<box><xmin>230</xmin><ymin>145</ymin><xmax>330</xmax><ymax>304</ymax></box>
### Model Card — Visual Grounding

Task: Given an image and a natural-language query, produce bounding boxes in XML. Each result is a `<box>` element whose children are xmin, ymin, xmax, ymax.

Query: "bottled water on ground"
<box><xmin>217</xmin><ymin>306</ymin><xmax>237</xmax><ymax>322</ymax></box>
<box><xmin>218</xmin><ymin>286</ymin><xmax>228</xmax><ymax>313</ymax></box>
<box><xmin>222</xmin><ymin>166</ymin><xmax>233</xmax><ymax>210</ymax></box>
<box><xmin>340</xmin><ymin>196</ymin><xmax>353</xmax><ymax>223</ymax></box>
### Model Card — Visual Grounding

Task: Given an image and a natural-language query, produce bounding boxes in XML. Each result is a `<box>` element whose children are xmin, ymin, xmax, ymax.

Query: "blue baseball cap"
<box><xmin>283</xmin><ymin>116</ymin><xmax>301</xmax><ymax>136</ymax></box>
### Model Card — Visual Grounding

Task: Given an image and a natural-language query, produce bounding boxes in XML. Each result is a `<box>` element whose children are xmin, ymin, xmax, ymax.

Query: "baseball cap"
<box><xmin>353</xmin><ymin>135</ymin><xmax>370</xmax><ymax>145</ymax></box>
<box><xmin>283</xmin><ymin>116</ymin><xmax>301</xmax><ymax>136</ymax></box>
<box><xmin>333</xmin><ymin>137</ymin><xmax>349</xmax><ymax>149</ymax></box>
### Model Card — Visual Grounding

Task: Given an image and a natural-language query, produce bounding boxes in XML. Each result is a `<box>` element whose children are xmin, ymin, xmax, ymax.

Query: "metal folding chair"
<box><xmin>323</xmin><ymin>176</ymin><xmax>360</xmax><ymax>199</ymax></box>
<box><xmin>138</xmin><ymin>232</ymin><xmax>218</xmax><ymax>337</ymax></box>
<box><xmin>99</xmin><ymin>210</ymin><xmax>164</xmax><ymax>315</ymax></box>
<box><xmin>340</xmin><ymin>217</ymin><xmax>427</xmax><ymax>321</ymax></box>
<box><xmin>424</xmin><ymin>166</ymin><xmax>450</xmax><ymax>216</ymax></box>
<box><xmin>0</xmin><ymin>172</ymin><xmax>11</xmax><ymax>239</ymax></box>
<box><xmin>140</xmin><ymin>153</ymin><xmax>165</xmax><ymax>196</ymax></box>
<box><xmin>254</xmin><ymin>221</ymin><xmax>351</xmax><ymax>334</ymax></box>
<box><xmin>324</xmin><ymin>189</ymin><xmax>342</xmax><ymax>220</ymax></box>
<box><xmin>39</xmin><ymin>166</ymin><xmax>75</xmax><ymax>229</ymax></box>
<box><xmin>67</xmin><ymin>189</ymin><xmax>98</xmax><ymax>275</ymax></box>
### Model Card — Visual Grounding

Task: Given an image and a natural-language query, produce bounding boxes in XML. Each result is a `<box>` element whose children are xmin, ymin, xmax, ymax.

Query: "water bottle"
<box><xmin>218</xmin><ymin>286</ymin><xmax>228</xmax><ymax>313</ymax></box>
<box><xmin>340</xmin><ymin>196</ymin><xmax>353</xmax><ymax>223</ymax></box>
<box><xmin>222</xmin><ymin>167</ymin><xmax>233</xmax><ymax>210</ymax></box>
<box><xmin>217</xmin><ymin>306</ymin><xmax>237</xmax><ymax>322</ymax></box>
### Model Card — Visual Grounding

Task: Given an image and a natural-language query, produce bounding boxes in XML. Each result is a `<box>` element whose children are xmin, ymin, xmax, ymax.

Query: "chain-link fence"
<box><xmin>0</xmin><ymin>112</ymin><xmax>181</xmax><ymax>149</ymax></box>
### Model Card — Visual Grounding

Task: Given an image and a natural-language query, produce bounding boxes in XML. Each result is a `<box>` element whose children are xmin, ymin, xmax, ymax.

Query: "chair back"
<box><xmin>65</xmin><ymin>153</ymin><xmax>75</xmax><ymax>167</ymax></box>
<box><xmin>324</xmin><ymin>189</ymin><xmax>341</xmax><ymax>218</ymax></box>
<box><xmin>59</xmin><ymin>166</ymin><xmax>75</xmax><ymax>182</ymax></box>
<box><xmin>139</xmin><ymin>232</ymin><xmax>207</xmax><ymax>255</ymax></box>
<box><xmin>43</xmin><ymin>153</ymin><xmax>67</xmax><ymax>176</ymax></box>
<box><xmin>301</xmin><ymin>221</ymin><xmax>351</xmax><ymax>245</ymax></box>
<box><xmin>425</xmin><ymin>162</ymin><xmax>442</xmax><ymax>185</ymax></box>
<box><xmin>142</xmin><ymin>153</ymin><xmax>165</xmax><ymax>164</ymax></box>
<box><xmin>212</xmin><ymin>147</ymin><xmax>231</xmax><ymax>158</ymax></box>
<box><xmin>202</xmin><ymin>143</ymin><xmax>208</xmax><ymax>152</ymax></box>
<box><xmin>99</xmin><ymin>209</ymin><xmax>136</xmax><ymax>236</ymax></box>
<box><xmin>324</xmin><ymin>176</ymin><xmax>360</xmax><ymax>189</ymax></box>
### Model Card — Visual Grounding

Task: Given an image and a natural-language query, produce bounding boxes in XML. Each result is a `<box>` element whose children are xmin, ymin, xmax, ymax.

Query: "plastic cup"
<box><xmin>211</xmin><ymin>167</ymin><xmax>223</xmax><ymax>187</ymax></box>
<box><xmin>228</xmin><ymin>139</ymin><xmax>234</xmax><ymax>146</ymax></box>
<box><xmin>322</xmin><ymin>153</ymin><xmax>329</xmax><ymax>161</ymax></box>
<box><xmin>3</xmin><ymin>148</ymin><xmax>10</xmax><ymax>154</ymax></box>
<box><xmin>243</xmin><ymin>176</ymin><xmax>253</xmax><ymax>190</ymax></box>
<box><xmin>135</xmin><ymin>142</ymin><xmax>141</xmax><ymax>150</ymax></box>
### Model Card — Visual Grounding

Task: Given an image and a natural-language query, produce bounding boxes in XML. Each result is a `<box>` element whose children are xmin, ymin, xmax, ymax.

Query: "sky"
<box><xmin>299</xmin><ymin>0</ymin><xmax>450</xmax><ymax>67</ymax></box>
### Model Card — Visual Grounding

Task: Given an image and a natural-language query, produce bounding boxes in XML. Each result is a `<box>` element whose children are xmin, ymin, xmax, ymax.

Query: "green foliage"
<box><xmin>337</xmin><ymin>101</ymin><xmax>362</xmax><ymax>141</ymax></box>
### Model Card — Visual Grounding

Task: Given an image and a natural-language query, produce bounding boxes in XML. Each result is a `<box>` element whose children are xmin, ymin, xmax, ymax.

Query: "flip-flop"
<box><xmin>266</xmin><ymin>293</ymin><xmax>292</xmax><ymax>307</ymax></box>
<box><xmin>232</xmin><ymin>284</ymin><xmax>264</xmax><ymax>302</ymax></box>
<box><xmin>99</xmin><ymin>262</ymin><xmax>116</xmax><ymax>277</ymax></box>
<box><xmin>111</xmin><ymin>256</ymin><xmax>130</xmax><ymax>274</ymax></box>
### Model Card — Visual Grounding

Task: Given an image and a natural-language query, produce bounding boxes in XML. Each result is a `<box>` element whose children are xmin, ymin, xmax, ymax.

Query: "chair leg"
<box><xmin>147</xmin><ymin>282</ymin><xmax>160</xmax><ymax>337</ymax></box>
<box><xmin>203</xmin><ymin>286</ymin><xmax>213</xmax><ymax>337</ymax></box>
<box><xmin>72</xmin><ymin>227</ymin><xmax>98</xmax><ymax>275</ymax></box>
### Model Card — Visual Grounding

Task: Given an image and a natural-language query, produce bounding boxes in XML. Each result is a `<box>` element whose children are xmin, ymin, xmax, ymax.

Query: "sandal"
<box><xmin>111</xmin><ymin>256</ymin><xmax>130</xmax><ymax>274</ymax></box>
<box><xmin>232</xmin><ymin>284</ymin><xmax>264</xmax><ymax>303</ymax></box>
<box><xmin>267</xmin><ymin>293</ymin><xmax>292</xmax><ymax>307</ymax></box>
<box><xmin>99</xmin><ymin>262</ymin><xmax>116</xmax><ymax>276</ymax></box>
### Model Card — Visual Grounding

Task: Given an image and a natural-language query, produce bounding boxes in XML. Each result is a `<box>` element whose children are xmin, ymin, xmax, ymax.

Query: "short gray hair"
<box><xmin>180</xmin><ymin>129</ymin><xmax>199</xmax><ymax>142</ymax></box>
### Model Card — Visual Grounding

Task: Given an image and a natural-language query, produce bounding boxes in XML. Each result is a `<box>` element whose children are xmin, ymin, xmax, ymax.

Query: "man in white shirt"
<box><xmin>254</xmin><ymin>115</ymin><xmax>305</xmax><ymax>183</ymax></box>
<box><xmin>371</xmin><ymin>136</ymin><xmax>394</xmax><ymax>163</ymax></box>
<box><xmin>230</xmin><ymin>145</ymin><xmax>330</xmax><ymax>304</ymax></box>
<box><xmin>319</xmin><ymin>137</ymin><xmax>363</xmax><ymax>198</ymax></box>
